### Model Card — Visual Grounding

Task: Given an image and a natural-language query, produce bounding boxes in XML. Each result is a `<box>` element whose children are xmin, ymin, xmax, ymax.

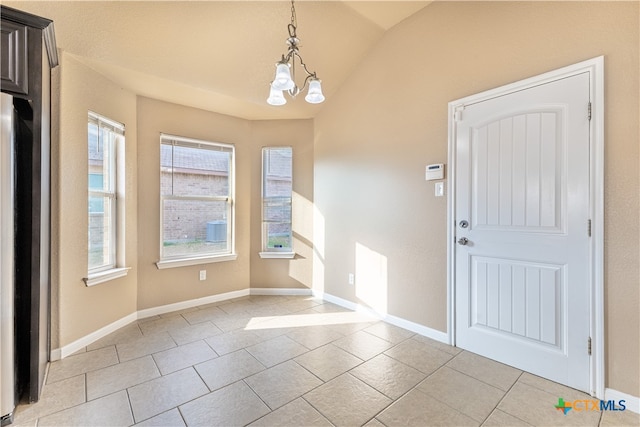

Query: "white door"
<box><xmin>454</xmin><ymin>72</ymin><xmax>591</xmax><ymax>392</ymax></box>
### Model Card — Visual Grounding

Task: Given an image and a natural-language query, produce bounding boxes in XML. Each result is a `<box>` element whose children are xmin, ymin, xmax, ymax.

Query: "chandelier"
<box><xmin>267</xmin><ymin>0</ymin><xmax>325</xmax><ymax>106</ymax></box>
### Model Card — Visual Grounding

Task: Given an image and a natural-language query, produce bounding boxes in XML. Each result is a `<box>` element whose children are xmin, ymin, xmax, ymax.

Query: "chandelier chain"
<box><xmin>266</xmin><ymin>0</ymin><xmax>324</xmax><ymax>105</ymax></box>
<box><xmin>290</xmin><ymin>0</ymin><xmax>297</xmax><ymax>28</ymax></box>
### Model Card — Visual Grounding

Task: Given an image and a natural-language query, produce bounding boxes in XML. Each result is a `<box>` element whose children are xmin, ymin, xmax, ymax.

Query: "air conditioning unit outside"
<box><xmin>206</xmin><ymin>220</ymin><xmax>226</xmax><ymax>242</ymax></box>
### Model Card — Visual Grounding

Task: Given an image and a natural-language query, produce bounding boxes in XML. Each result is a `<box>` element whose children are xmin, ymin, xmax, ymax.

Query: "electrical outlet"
<box><xmin>348</xmin><ymin>273</ymin><xmax>355</xmax><ymax>285</ymax></box>
<box><xmin>199</xmin><ymin>270</ymin><xmax>206</xmax><ymax>281</ymax></box>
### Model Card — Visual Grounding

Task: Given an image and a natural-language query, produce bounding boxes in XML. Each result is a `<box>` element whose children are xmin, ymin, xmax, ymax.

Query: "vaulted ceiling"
<box><xmin>5</xmin><ymin>1</ymin><xmax>432</xmax><ymax>119</ymax></box>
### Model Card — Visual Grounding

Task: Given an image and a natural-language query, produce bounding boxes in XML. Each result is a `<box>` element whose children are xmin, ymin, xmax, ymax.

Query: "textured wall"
<box><xmin>25</xmin><ymin>0</ymin><xmax>640</xmax><ymax>400</ymax></box>
<box><xmin>314</xmin><ymin>1</ymin><xmax>639</xmax><ymax>396</ymax></box>
<box><xmin>135</xmin><ymin>97</ymin><xmax>252</xmax><ymax>310</ymax></box>
<box><xmin>55</xmin><ymin>53</ymin><xmax>138</xmax><ymax>347</ymax></box>
<box><xmin>249</xmin><ymin>120</ymin><xmax>315</xmax><ymax>289</ymax></box>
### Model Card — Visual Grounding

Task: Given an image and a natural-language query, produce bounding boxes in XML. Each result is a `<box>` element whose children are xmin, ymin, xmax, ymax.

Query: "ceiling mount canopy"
<box><xmin>267</xmin><ymin>0</ymin><xmax>325</xmax><ymax>106</ymax></box>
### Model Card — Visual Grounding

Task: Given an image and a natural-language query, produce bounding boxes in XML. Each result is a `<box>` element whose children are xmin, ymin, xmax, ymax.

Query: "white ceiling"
<box><xmin>4</xmin><ymin>1</ymin><xmax>431</xmax><ymax>119</ymax></box>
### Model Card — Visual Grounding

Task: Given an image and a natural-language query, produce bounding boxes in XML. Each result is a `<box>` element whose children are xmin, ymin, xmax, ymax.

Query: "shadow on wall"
<box><xmin>306</xmin><ymin>188</ymin><xmax>390</xmax><ymax>316</ymax></box>
<box><xmin>310</xmin><ymin>193</ymin><xmax>326</xmax><ymax>296</ymax></box>
<box><xmin>288</xmin><ymin>191</ymin><xmax>318</xmax><ymax>288</ymax></box>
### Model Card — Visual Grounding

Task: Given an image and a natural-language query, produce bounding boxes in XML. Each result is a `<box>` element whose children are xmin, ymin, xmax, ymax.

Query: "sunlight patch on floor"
<box><xmin>244</xmin><ymin>311</ymin><xmax>377</xmax><ymax>330</ymax></box>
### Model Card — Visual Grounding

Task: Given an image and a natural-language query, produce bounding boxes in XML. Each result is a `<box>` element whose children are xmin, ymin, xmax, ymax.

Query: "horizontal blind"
<box><xmin>88</xmin><ymin>111</ymin><xmax>125</xmax><ymax>135</ymax></box>
<box><xmin>161</xmin><ymin>133</ymin><xmax>234</xmax><ymax>153</ymax></box>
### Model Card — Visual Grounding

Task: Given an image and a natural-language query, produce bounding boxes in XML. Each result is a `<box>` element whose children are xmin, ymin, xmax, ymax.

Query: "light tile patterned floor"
<box><xmin>12</xmin><ymin>295</ymin><xmax>640</xmax><ymax>427</ymax></box>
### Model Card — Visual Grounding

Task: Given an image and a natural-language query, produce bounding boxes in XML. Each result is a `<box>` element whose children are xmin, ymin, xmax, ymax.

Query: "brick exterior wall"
<box><xmin>161</xmin><ymin>171</ymin><xmax>229</xmax><ymax>243</ymax></box>
<box><xmin>89</xmin><ymin>145</ymin><xmax>294</xmax><ymax>257</ymax></box>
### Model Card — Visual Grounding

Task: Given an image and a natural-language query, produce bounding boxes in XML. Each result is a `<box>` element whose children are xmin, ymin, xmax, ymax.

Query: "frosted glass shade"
<box><xmin>305</xmin><ymin>78</ymin><xmax>325</xmax><ymax>104</ymax></box>
<box><xmin>267</xmin><ymin>86</ymin><xmax>287</xmax><ymax>106</ymax></box>
<box><xmin>271</xmin><ymin>62</ymin><xmax>295</xmax><ymax>91</ymax></box>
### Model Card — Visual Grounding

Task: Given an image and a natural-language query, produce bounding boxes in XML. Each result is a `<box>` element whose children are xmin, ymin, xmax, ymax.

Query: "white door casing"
<box><xmin>447</xmin><ymin>57</ymin><xmax>604</xmax><ymax>397</ymax></box>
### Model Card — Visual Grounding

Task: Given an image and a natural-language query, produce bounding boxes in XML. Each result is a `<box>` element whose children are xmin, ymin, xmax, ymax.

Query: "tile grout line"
<box><xmin>300</xmin><ymin>394</ymin><xmax>335</xmax><ymax>426</ymax></box>
<box><xmin>351</xmin><ymin>336</ymin><xmax>452</xmax><ymax>411</ymax></box>
<box><xmin>224</xmin><ymin>307</ymin><xmax>377</xmax><ymax>424</ymax></box>
<box><xmin>424</xmin><ymin>363</ymin><xmax>511</xmax><ymax>424</ymax></box>
<box><xmin>364</xmin><ymin>356</ymin><xmax>457</xmax><ymax>425</ymax></box>
<box><xmin>479</xmin><ymin>370</ymin><xmax>529</xmax><ymax>426</ymax></box>
<box><xmin>19</xmin><ymin>296</ymin><xmax>623</xmax><ymax>427</ymax></box>
<box><xmin>243</xmin><ymin>327</ymin><xmax>397</xmax><ymax>421</ymax></box>
<box><xmin>124</xmin><ymin>387</ymin><xmax>136</xmax><ymax>425</ymax></box>
<box><xmin>127</xmin><ymin>366</ymin><xmax>208</xmax><ymax>425</ymax></box>
<box><xmin>241</xmin><ymin>377</ymin><xmax>274</xmax><ymax>420</ymax></box>
<box><xmin>444</xmin><ymin>349</ymin><xmax>524</xmax><ymax>392</ymax></box>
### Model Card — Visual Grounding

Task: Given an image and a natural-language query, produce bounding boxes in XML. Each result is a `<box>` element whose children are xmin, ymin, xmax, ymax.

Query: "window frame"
<box><xmin>84</xmin><ymin>111</ymin><xmax>129</xmax><ymax>286</ymax></box>
<box><xmin>260</xmin><ymin>146</ymin><xmax>294</xmax><ymax>259</ymax></box>
<box><xmin>156</xmin><ymin>134</ymin><xmax>236</xmax><ymax>269</ymax></box>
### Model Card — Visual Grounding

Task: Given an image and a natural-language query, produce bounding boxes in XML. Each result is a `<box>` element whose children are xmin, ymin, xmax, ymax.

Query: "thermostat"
<box><xmin>425</xmin><ymin>163</ymin><xmax>444</xmax><ymax>181</ymax></box>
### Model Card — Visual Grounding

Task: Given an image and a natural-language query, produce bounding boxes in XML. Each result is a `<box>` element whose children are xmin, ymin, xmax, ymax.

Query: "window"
<box><xmin>86</xmin><ymin>112</ymin><xmax>128</xmax><ymax>285</ymax></box>
<box><xmin>158</xmin><ymin>134</ymin><xmax>235</xmax><ymax>267</ymax></box>
<box><xmin>260</xmin><ymin>147</ymin><xmax>293</xmax><ymax>258</ymax></box>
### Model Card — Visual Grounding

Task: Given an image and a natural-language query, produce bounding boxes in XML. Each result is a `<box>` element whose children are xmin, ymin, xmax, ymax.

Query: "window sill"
<box><xmin>259</xmin><ymin>251</ymin><xmax>296</xmax><ymax>259</ymax></box>
<box><xmin>83</xmin><ymin>267</ymin><xmax>131</xmax><ymax>287</ymax></box>
<box><xmin>156</xmin><ymin>253</ymin><xmax>238</xmax><ymax>269</ymax></box>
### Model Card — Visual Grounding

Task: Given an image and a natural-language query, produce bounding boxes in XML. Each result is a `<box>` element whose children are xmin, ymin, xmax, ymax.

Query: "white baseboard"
<box><xmin>52</xmin><ymin>287</ymin><xmax>318</xmax><ymax>359</ymax></box>
<box><xmin>314</xmin><ymin>291</ymin><xmax>360</xmax><ymax>312</ymax></box>
<box><xmin>51</xmin><ymin>312</ymin><xmax>138</xmax><ymax>361</ymax></box>
<box><xmin>605</xmin><ymin>388</ymin><xmax>640</xmax><ymax>414</ymax></box>
<box><xmin>52</xmin><ymin>287</ymin><xmax>449</xmax><ymax>360</ymax></box>
<box><xmin>137</xmin><ymin>289</ymin><xmax>249</xmax><ymax>319</ymax></box>
<box><xmin>250</xmin><ymin>287</ymin><xmax>312</xmax><ymax>296</ymax></box>
<box><xmin>384</xmin><ymin>312</ymin><xmax>449</xmax><ymax>344</ymax></box>
<box><xmin>52</xmin><ymin>288</ymin><xmax>250</xmax><ymax>360</ymax></box>
<box><xmin>314</xmin><ymin>290</ymin><xmax>449</xmax><ymax>345</ymax></box>
<box><xmin>52</xmin><ymin>287</ymin><xmax>636</xmax><ymax>418</ymax></box>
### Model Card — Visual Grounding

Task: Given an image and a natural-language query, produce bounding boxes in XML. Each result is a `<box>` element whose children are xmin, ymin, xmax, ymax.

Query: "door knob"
<box><xmin>457</xmin><ymin>237</ymin><xmax>469</xmax><ymax>245</ymax></box>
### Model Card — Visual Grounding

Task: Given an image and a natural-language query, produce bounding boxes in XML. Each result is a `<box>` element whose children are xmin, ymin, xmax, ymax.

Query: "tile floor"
<box><xmin>12</xmin><ymin>295</ymin><xmax>640</xmax><ymax>427</ymax></box>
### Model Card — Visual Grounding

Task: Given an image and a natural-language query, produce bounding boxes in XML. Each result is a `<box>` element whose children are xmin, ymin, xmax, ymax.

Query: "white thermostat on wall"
<box><xmin>425</xmin><ymin>163</ymin><xmax>444</xmax><ymax>181</ymax></box>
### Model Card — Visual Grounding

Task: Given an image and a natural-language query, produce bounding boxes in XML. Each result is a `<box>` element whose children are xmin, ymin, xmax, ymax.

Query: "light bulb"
<box><xmin>305</xmin><ymin>78</ymin><xmax>325</xmax><ymax>104</ymax></box>
<box><xmin>267</xmin><ymin>86</ymin><xmax>286</xmax><ymax>106</ymax></box>
<box><xmin>271</xmin><ymin>62</ymin><xmax>294</xmax><ymax>91</ymax></box>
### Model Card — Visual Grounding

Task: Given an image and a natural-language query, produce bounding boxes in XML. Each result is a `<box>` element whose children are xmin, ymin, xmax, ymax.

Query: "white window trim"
<box><xmin>83</xmin><ymin>267</ymin><xmax>130</xmax><ymax>287</ymax></box>
<box><xmin>156</xmin><ymin>253</ymin><xmax>238</xmax><ymax>269</ymax></box>
<box><xmin>259</xmin><ymin>251</ymin><xmax>295</xmax><ymax>259</ymax></box>
<box><xmin>261</xmin><ymin>146</ymin><xmax>294</xmax><ymax>257</ymax></box>
<box><xmin>158</xmin><ymin>134</ymin><xmax>236</xmax><ymax>264</ymax></box>
<box><xmin>86</xmin><ymin>112</ymin><xmax>129</xmax><ymax>285</ymax></box>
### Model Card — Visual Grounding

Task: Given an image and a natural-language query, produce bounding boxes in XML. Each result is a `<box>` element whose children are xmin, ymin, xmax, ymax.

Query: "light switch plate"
<box><xmin>435</xmin><ymin>182</ymin><xmax>445</xmax><ymax>197</ymax></box>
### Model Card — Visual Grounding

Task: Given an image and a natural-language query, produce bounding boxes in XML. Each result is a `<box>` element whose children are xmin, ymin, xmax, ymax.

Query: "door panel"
<box><xmin>472</xmin><ymin>110</ymin><xmax>564</xmax><ymax>231</ymax></box>
<box><xmin>455</xmin><ymin>72</ymin><xmax>590</xmax><ymax>392</ymax></box>
<box><xmin>470</xmin><ymin>257</ymin><xmax>563</xmax><ymax>349</ymax></box>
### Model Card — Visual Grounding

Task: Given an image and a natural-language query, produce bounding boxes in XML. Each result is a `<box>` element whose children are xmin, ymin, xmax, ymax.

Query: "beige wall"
<box><xmin>55</xmin><ymin>53</ymin><xmax>138</xmax><ymax>347</ymax></box>
<box><xmin>135</xmin><ymin>100</ymin><xmax>316</xmax><ymax>309</ymax></box>
<box><xmin>136</xmin><ymin>97</ymin><xmax>252</xmax><ymax>310</ymax></box>
<box><xmin>36</xmin><ymin>0</ymin><xmax>640</xmax><ymax>399</ymax></box>
<box><xmin>250</xmin><ymin>120</ymin><xmax>315</xmax><ymax>289</ymax></box>
<box><xmin>53</xmin><ymin>67</ymin><xmax>315</xmax><ymax>347</ymax></box>
<box><xmin>313</xmin><ymin>1</ymin><xmax>639</xmax><ymax>396</ymax></box>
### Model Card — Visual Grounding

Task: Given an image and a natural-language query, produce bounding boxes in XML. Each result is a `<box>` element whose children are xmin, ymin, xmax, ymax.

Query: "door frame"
<box><xmin>446</xmin><ymin>56</ymin><xmax>604</xmax><ymax>398</ymax></box>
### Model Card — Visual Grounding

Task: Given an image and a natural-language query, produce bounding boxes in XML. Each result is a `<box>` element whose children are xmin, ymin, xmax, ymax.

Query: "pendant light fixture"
<box><xmin>267</xmin><ymin>0</ymin><xmax>324</xmax><ymax>106</ymax></box>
